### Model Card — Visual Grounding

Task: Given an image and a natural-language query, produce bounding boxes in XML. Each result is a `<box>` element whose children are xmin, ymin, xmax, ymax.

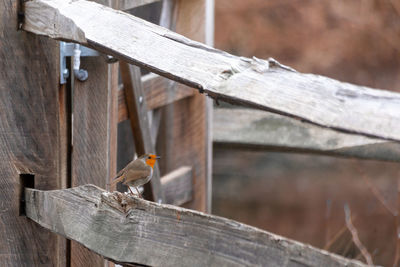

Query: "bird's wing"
<box><xmin>111</xmin><ymin>159</ymin><xmax>149</xmax><ymax>186</ymax></box>
<box><xmin>125</xmin><ymin>169</ymin><xmax>150</xmax><ymax>181</ymax></box>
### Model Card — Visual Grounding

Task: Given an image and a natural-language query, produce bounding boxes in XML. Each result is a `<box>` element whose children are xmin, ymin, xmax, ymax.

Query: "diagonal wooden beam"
<box><xmin>23</xmin><ymin>0</ymin><xmax>400</xmax><ymax>142</ymax></box>
<box><xmin>119</xmin><ymin>62</ymin><xmax>165</xmax><ymax>203</ymax></box>
<box><xmin>25</xmin><ymin>185</ymin><xmax>367</xmax><ymax>267</ymax></box>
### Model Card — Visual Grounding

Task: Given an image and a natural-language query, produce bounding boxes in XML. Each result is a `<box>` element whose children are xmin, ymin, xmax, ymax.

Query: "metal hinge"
<box><xmin>60</xmin><ymin>42</ymin><xmax>118</xmax><ymax>84</ymax></box>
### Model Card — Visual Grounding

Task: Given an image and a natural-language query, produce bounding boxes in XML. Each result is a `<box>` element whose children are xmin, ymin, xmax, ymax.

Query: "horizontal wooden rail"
<box><xmin>25</xmin><ymin>185</ymin><xmax>366</xmax><ymax>266</ymax></box>
<box><xmin>23</xmin><ymin>0</ymin><xmax>400</xmax><ymax>142</ymax></box>
<box><xmin>161</xmin><ymin>166</ymin><xmax>193</xmax><ymax>206</ymax></box>
<box><xmin>118</xmin><ymin>73</ymin><xmax>195</xmax><ymax>122</ymax></box>
<box><xmin>214</xmin><ymin>108</ymin><xmax>400</xmax><ymax>162</ymax></box>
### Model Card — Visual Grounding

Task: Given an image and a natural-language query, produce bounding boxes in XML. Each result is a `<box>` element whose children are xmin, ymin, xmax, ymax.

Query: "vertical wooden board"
<box><xmin>158</xmin><ymin>0</ymin><xmax>208</xmax><ymax>211</ymax></box>
<box><xmin>71</xmin><ymin>57</ymin><xmax>118</xmax><ymax>266</ymax></box>
<box><xmin>107</xmin><ymin>64</ymin><xmax>119</xmax><ymax>187</ymax></box>
<box><xmin>0</xmin><ymin>1</ymin><xmax>65</xmax><ymax>266</ymax></box>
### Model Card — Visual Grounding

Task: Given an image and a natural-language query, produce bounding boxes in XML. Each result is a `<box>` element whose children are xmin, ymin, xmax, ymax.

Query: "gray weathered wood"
<box><xmin>161</xmin><ymin>166</ymin><xmax>193</xmax><ymax>205</ymax></box>
<box><xmin>23</xmin><ymin>0</ymin><xmax>400</xmax><ymax>142</ymax></box>
<box><xmin>25</xmin><ymin>185</ymin><xmax>366</xmax><ymax>267</ymax></box>
<box><xmin>120</xmin><ymin>63</ymin><xmax>165</xmax><ymax>203</ymax></box>
<box><xmin>0</xmin><ymin>1</ymin><xmax>66</xmax><ymax>265</ymax></box>
<box><xmin>71</xmin><ymin>41</ymin><xmax>119</xmax><ymax>267</ymax></box>
<box><xmin>214</xmin><ymin>108</ymin><xmax>400</xmax><ymax>162</ymax></box>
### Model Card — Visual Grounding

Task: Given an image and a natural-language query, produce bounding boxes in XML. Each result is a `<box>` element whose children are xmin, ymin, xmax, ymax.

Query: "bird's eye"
<box><xmin>148</xmin><ymin>156</ymin><xmax>151</xmax><ymax>159</ymax></box>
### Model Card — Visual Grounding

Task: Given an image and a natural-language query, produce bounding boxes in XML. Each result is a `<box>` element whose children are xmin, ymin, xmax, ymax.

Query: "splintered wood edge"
<box><xmin>213</xmin><ymin>108</ymin><xmax>400</xmax><ymax>162</ymax></box>
<box><xmin>23</xmin><ymin>0</ymin><xmax>400</xmax><ymax>142</ymax></box>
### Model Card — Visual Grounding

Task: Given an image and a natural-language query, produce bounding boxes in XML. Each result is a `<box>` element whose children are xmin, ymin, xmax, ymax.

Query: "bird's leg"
<box><xmin>135</xmin><ymin>187</ymin><xmax>143</xmax><ymax>198</ymax></box>
<box><xmin>127</xmin><ymin>186</ymin><xmax>135</xmax><ymax>195</ymax></box>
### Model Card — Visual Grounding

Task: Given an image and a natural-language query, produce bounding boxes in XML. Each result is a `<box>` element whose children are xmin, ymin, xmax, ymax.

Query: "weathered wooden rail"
<box><xmin>214</xmin><ymin>108</ymin><xmax>400</xmax><ymax>162</ymax></box>
<box><xmin>23</xmin><ymin>0</ymin><xmax>400</xmax><ymax>142</ymax></box>
<box><xmin>24</xmin><ymin>185</ymin><xmax>366</xmax><ymax>267</ymax></box>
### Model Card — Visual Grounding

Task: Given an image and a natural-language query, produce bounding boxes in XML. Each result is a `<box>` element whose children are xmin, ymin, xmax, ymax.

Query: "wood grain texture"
<box><xmin>157</xmin><ymin>0</ymin><xmax>209</xmax><ymax>211</ymax></box>
<box><xmin>119</xmin><ymin>63</ymin><xmax>165</xmax><ymax>202</ymax></box>
<box><xmin>214</xmin><ymin>108</ymin><xmax>400</xmax><ymax>162</ymax></box>
<box><xmin>0</xmin><ymin>1</ymin><xmax>65</xmax><ymax>265</ymax></box>
<box><xmin>71</xmin><ymin>55</ymin><xmax>107</xmax><ymax>267</ymax></box>
<box><xmin>25</xmin><ymin>185</ymin><xmax>367</xmax><ymax>267</ymax></box>
<box><xmin>161</xmin><ymin>166</ymin><xmax>193</xmax><ymax>205</ymax></box>
<box><xmin>23</xmin><ymin>0</ymin><xmax>400</xmax><ymax>141</ymax></box>
<box><xmin>118</xmin><ymin>73</ymin><xmax>195</xmax><ymax>122</ymax></box>
<box><xmin>71</xmin><ymin>56</ymin><xmax>118</xmax><ymax>265</ymax></box>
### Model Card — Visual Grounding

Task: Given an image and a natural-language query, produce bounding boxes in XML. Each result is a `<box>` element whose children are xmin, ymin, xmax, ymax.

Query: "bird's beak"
<box><xmin>156</xmin><ymin>156</ymin><xmax>161</xmax><ymax>159</ymax></box>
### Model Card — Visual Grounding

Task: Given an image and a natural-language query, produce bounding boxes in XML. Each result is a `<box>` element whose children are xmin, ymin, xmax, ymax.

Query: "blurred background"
<box><xmin>211</xmin><ymin>1</ymin><xmax>400</xmax><ymax>266</ymax></box>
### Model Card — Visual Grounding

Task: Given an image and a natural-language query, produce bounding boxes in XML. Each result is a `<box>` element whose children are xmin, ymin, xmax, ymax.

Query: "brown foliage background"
<box><xmin>212</xmin><ymin>1</ymin><xmax>400</xmax><ymax>266</ymax></box>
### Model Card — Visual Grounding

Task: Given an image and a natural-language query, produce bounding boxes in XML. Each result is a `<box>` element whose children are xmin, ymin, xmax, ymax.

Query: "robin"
<box><xmin>110</xmin><ymin>154</ymin><xmax>160</xmax><ymax>197</ymax></box>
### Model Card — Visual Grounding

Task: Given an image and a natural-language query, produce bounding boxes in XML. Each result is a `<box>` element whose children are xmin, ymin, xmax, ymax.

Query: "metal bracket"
<box><xmin>59</xmin><ymin>42</ymin><xmax>118</xmax><ymax>84</ymax></box>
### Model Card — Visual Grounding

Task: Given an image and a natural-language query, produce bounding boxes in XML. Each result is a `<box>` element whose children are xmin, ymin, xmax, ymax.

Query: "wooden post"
<box><xmin>158</xmin><ymin>0</ymin><xmax>210</xmax><ymax>212</ymax></box>
<box><xmin>70</xmin><ymin>57</ymin><xmax>118</xmax><ymax>266</ymax></box>
<box><xmin>0</xmin><ymin>1</ymin><xmax>66</xmax><ymax>266</ymax></box>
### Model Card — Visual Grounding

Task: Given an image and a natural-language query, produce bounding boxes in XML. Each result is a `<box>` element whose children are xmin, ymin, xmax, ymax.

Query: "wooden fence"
<box><xmin>24</xmin><ymin>184</ymin><xmax>365</xmax><ymax>266</ymax></box>
<box><xmin>1</xmin><ymin>0</ymin><xmax>398</xmax><ymax>265</ymax></box>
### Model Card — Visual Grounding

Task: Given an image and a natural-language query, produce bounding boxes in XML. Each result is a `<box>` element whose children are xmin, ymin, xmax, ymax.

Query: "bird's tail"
<box><xmin>107</xmin><ymin>171</ymin><xmax>124</xmax><ymax>187</ymax></box>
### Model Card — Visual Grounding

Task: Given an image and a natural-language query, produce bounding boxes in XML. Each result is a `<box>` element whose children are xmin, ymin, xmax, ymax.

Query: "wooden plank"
<box><xmin>25</xmin><ymin>185</ymin><xmax>366</xmax><ymax>267</ymax></box>
<box><xmin>0</xmin><ymin>1</ymin><xmax>65</xmax><ymax>265</ymax></box>
<box><xmin>118</xmin><ymin>73</ymin><xmax>195</xmax><ymax>122</ymax></box>
<box><xmin>177</xmin><ymin>0</ymin><xmax>208</xmax><ymax>211</ymax></box>
<box><xmin>119</xmin><ymin>63</ymin><xmax>165</xmax><ymax>203</ymax></box>
<box><xmin>70</xmin><ymin>50</ymin><xmax>118</xmax><ymax>266</ymax></box>
<box><xmin>23</xmin><ymin>0</ymin><xmax>400</xmax><ymax>142</ymax></box>
<box><xmin>161</xmin><ymin>166</ymin><xmax>193</xmax><ymax>205</ymax></box>
<box><xmin>204</xmin><ymin>0</ymin><xmax>214</xmax><ymax>213</ymax></box>
<box><xmin>157</xmin><ymin>0</ymin><xmax>209</xmax><ymax>212</ymax></box>
<box><xmin>214</xmin><ymin>108</ymin><xmax>400</xmax><ymax>162</ymax></box>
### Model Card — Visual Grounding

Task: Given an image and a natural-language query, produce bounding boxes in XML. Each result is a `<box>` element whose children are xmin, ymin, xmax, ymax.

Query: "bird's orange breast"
<box><xmin>146</xmin><ymin>158</ymin><xmax>156</xmax><ymax>168</ymax></box>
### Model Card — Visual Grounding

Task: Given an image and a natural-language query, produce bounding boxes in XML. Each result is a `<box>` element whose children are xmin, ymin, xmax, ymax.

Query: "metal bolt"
<box><xmin>63</xmin><ymin>69</ymin><xmax>69</xmax><ymax>79</ymax></box>
<box><xmin>139</xmin><ymin>96</ymin><xmax>143</xmax><ymax>104</ymax></box>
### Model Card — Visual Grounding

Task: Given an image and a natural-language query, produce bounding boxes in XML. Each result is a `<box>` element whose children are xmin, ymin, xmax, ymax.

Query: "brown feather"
<box><xmin>110</xmin><ymin>154</ymin><xmax>153</xmax><ymax>187</ymax></box>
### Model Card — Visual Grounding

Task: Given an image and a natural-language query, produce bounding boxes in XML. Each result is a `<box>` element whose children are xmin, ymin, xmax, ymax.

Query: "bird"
<box><xmin>110</xmin><ymin>154</ymin><xmax>160</xmax><ymax>197</ymax></box>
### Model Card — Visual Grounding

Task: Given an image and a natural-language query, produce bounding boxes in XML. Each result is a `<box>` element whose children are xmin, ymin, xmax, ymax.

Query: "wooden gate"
<box><xmin>2</xmin><ymin>0</ymin><xmax>399</xmax><ymax>266</ymax></box>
